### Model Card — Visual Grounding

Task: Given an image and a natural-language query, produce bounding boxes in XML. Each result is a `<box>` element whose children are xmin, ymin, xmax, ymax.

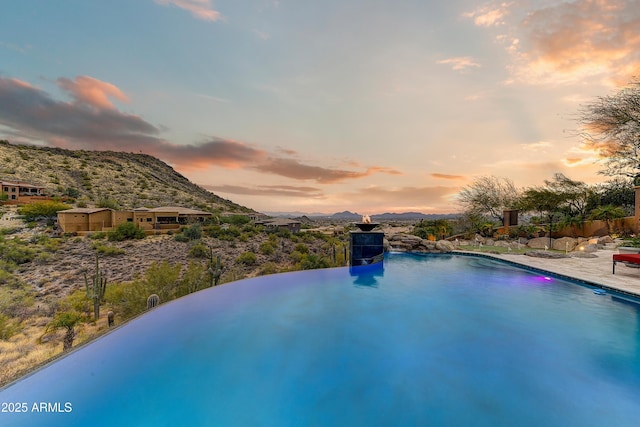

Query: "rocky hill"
<box><xmin>0</xmin><ymin>140</ymin><xmax>251</xmax><ymax>213</ymax></box>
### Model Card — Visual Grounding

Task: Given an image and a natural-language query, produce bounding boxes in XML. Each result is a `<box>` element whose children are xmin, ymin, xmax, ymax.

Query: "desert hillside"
<box><xmin>0</xmin><ymin>140</ymin><xmax>251</xmax><ymax>213</ymax></box>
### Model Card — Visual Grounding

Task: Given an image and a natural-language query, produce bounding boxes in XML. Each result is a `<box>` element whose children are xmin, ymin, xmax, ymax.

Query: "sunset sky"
<box><xmin>1</xmin><ymin>0</ymin><xmax>639</xmax><ymax>214</ymax></box>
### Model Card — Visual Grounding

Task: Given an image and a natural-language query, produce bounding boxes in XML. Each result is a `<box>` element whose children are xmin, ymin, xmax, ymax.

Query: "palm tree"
<box><xmin>42</xmin><ymin>311</ymin><xmax>84</xmax><ymax>351</ymax></box>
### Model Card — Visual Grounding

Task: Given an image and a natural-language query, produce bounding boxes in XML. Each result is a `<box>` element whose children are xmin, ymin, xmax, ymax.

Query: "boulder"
<box><xmin>598</xmin><ymin>235</ymin><xmax>614</xmax><ymax>245</ymax></box>
<box><xmin>552</xmin><ymin>237</ymin><xmax>578</xmax><ymax>252</ymax></box>
<box><xmin>527</xmin><ymin>237</ymin><xmax>554</xmax><ymax>249</ymax></box>
<box><xmin>435</xmin><ymin>240</ymin><xmax>455</xmax><ymax>252</ymax></box>
<box><xmin>525</xmin><ymin>250</ymin><xmax>569</xmax><ymax>259</ymax></box>
<box><xmin>419</xmin><ymin>239</ymin><xmax>436</xmax><ymax>250</ymax></box>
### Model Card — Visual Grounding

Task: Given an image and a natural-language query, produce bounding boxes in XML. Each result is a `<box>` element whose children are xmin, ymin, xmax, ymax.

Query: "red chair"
<box><xmin>612</xmin><ymin>254</ymin><xmax>640</xmax><ymax>274</ymax></box>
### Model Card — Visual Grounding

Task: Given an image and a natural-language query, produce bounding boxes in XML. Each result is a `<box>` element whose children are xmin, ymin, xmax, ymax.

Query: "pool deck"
<box><xmin>456</xmin><ymin>249</ymin><xmax>640</xmax><ymax>297</ymax></box>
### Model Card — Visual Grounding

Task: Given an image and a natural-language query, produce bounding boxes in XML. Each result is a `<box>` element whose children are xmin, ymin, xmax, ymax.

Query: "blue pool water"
<box><xmin>2</xmin><ymin>253</ymin><xmax>640</xmax><ymax>426</ymax></box>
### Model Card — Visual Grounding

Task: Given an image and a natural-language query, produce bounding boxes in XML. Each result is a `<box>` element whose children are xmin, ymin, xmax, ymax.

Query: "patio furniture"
<box><xmin>612</xmin><ymin>253</ymin><xmax>640</xmax><ymax>274</ymax></box>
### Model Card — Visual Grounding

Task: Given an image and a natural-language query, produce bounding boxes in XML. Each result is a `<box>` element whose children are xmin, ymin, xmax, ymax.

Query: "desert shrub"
<box><xmin>60</xmin><ymin>290</ymin><xmax>93</xmax><ymax>318</ymax></box>
<box><xmin>97</xmin><ymin>196</ymin><xmax>121</xmax><ymax>210</ymax></box>
<box><xmin>183</xmin><ymin>224</ymin><xmax>202</xmax><ymax>241</ymax></box>
<box><xmin>289</xmin><ymin>250</ymin><xmax>304</xmax><ymax>263</ymax></box>
<box><xmin>221</xmin><ymin>215</ymin><xmax>251</xmax><ymax>226</ymax></box>
<box><xmin>88</xmin><ymin>231</ymin><xmax>107</xmax><ymax>240</ymax></box>
<box><xmin>18</xmin><ymin>201</ymin><xmax>72</xmax><ymax>221</ymax></box>
<box><xmin>277</xmin><ymin>228</ymin><xmax>292</xmax><ymax>239</ymax></box>
<box><xmin>175</xmin><ymin>262</ymin><xmax>209</xmax><ymax>297</ymax></box>
<box><xmin>64</xmin><ymin>187</ymin><xmax>80</xmax><ymax>198</ymax></box>
<box><xmin>105</xmin><ymin>262</ymin><xmax>182</xmax><ymax>319</ymax></box>
<box><xmin>0</xmin><ymin>237</ymin><xmax>36</xmax><ymax>264</ymax></box>
<box><xmin>107</xmin><ymin>222</ymin><xmax>146</xmax><ymax>241</ymax></box>
<box><xmin>299</xmin><ymin>254</ymin><xmax>330</xmax><ymax>270</ymax></box>
<box><xmin>173</xmin><ymin>233</ymin><xmax>190</xmax><ymax>242</ymax></box>
<box><xmin>188</xmin><ymin>241</ymin><xmax>209</xmax><ymax>258</ymax></box>
<box><xmin>294</xmin><ymin>243</ymin><xmax>309</xmax><ymax>254</ymax></box>
<box><xmin>34</xmin><ymin>252</ymin><xmax>52</xmax><ymax>264</ymax></box>
<box><xmin>0</xmin><ymin>313</ymin><xmax>21</xmax><ymax>340</ymax></box>
<box><xmin>237</xmin><ymin>251</ymin><xmax>257</xmax><ymax>265</ymax></box>
<box><xmin>260</xmin><ymin>241</ymin><xmax>275</xmax><ymax>255</ymax></box>
<box><xmin>93</xmin><ymin>243</ymin><xmax>126</xmax><ymax>256</ymax></box>
<box><xmin>258</xmin><ymin>262</ymin><xmax>278</xmax><ymax>276</ymax></box>
<box><xmin>144</xmin><ymin>261</ymin><xmax>182</xmax><ymax>303</ymax></box>
<box><xmin>0</xmin><ymin>284</ymin><xmax>34</xmax><ymax>319</ymax></box>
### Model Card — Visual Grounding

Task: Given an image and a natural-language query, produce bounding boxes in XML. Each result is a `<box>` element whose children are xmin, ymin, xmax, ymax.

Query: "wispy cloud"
<box><xmin>431</xmin><ymin>173</ymin><xmax>465</xmax><ymax>180</ymax></box>
<box><xmin>203</xmin><ymin>184</ymin><xmax>325</xmax><ymax>198</ymax></box>
<box><xmin>252</xmin><ymin>29</ymin><xmax>270</xmax><ymax>40</ymax></box>
<box><xmin>253</xmin><ymin>159</ymin><xmax>401</xmax><ymax>184</ymax></box>
<box><xmin>0</xmin><ymin>41</ymin><xmax>31</xmax><ymax>54</ymax></box>
<box><xmin>154</xmin><ymin>0</ymin><xmax>222</xmax><ymax>21</ymax></box>
<box><xmin>437</xmin><ymin>57</ymin><xmax>481</xmax><ymax>71</ymax></box>
<box><xmin>0</xmin><ymin>76</ymin><xmax>400</xmax><ymax>184</ymax></box>
<box><xmin>464</xmin><ymin>2</ymin><xmax>513</xmax><ymax>27</ymax></box>
<box><xmin>521</xmin><ymin>141</ymin><xmax>552</xmax><ymax>152</ymax></box>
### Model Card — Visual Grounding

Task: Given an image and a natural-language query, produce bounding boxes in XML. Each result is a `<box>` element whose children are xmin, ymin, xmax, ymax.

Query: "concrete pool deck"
<box><xmin>463</xmin><ymin>248</ymin><xmax>640</xmax><ymax>297</ymax></box>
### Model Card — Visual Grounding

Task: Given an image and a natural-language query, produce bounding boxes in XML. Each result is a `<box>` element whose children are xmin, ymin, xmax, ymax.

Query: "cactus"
<box><xmin>84</xmin><ymin>253</ymin><xmax>107</xmax><ymax>321</ymax></box>
<box><xmin>208</xmin><ymin>249</ymin><xmax>224</xmax><ymax>287</ymax></box>
<box><xmin>147</xmin><ymin>294</ymin><xmax>160</xmax><ymax>309</ymax></box>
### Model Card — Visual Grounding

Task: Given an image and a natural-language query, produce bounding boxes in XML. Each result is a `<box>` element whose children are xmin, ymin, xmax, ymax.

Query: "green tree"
<box><xmin>518</xmin><ymin>187</ymin><xmax>567</xmax><ymax>241</ymax></box>
<box><xmin>589</xmin><ymin>205</ymin><xmax>627</xmax><ymax>235</ymax></box>
<box><xmin>458</xmin><ymin>176</ymin><xmax>520</xmax><ymax>222</ymax></box>
<box><xmin>18</xmin><ymin>201</ymin><xmax>72</xmax><ymax>221</ymax></box>
<box><xmin>592</xmin><ymin>178</ymin><xmax>635</xmax><ymax>215</ymax></box>
<box><xmin>579</xmin><ymin>79</ymin><xmax>640</xmax><ymax>178</ymax></box>
<box><xmin>543</xmin><ymin>173</ymin><xmax>594</xmax><ymax>219</ymax></box>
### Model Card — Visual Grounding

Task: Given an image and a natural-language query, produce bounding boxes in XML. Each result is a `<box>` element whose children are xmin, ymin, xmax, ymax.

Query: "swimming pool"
<box><xmin>2</xmin><ymin>253</ymin><xmax>640</xmax><ymax>426</ymax></box>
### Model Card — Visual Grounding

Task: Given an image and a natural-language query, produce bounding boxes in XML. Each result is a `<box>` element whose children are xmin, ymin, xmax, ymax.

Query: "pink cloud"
<box><xmin>505</xmin><ymin>0</ymin><xmax>640</xmax><ymax>84</ymax></box>
<box><xmin>57</xmin><ymin>76</ymin><xmax>129</xmax><ymax>110</ymax></box>
<box><xmin>154</xmin><ymin>0</ymin><xmax>222</xmax><ymax>21</ymax></box>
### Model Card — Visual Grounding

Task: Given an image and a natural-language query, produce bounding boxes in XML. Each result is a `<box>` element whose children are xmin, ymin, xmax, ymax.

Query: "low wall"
<box><xmin>555</xmin><ymin>217</ymin><xmax>638</xmax><ymax>237</ymax></box>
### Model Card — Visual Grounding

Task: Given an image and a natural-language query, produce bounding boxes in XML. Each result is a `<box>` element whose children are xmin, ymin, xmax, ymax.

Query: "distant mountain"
<box><xmin>263</xmin><ymin>210</ymin><xmax>461</xmax><ymax>220</ymax></box>
<box><xmin>329</xmin><ymin>211</ymin><xmax>361</xmax><ymax>220</ymax></box>
<box><xmin>263</xmin><ymin>211</ymin><xmax>329</xmax><ymax>217</ymax></box>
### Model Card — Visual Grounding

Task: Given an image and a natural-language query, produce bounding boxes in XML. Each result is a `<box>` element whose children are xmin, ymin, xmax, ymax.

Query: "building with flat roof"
<box><xmin>57</xmin><ymin>206</ymin><xmax>212</xmax><ymax>235</ymax></box>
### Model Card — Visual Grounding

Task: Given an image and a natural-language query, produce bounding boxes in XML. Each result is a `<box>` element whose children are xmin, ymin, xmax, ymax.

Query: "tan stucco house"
<box><xmin>1</xmin><ymin>180</ymin><xmax>48</xmax><ymax>205</ymax></box>
<box><xmin>57</xmin><ymin>206</ymin><xmax>212</xmax><ymax>235</ymax></box>
<box><xmin>254</xmin><ymin>218</ymin><xmax>302</xmax><ymax>233</ymax></box>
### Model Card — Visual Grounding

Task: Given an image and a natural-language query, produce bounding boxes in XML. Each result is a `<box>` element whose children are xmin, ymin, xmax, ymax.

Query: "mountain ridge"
<box><xmin>0</xmin><ymin>140</ymin><xmax>252</xmax><ymax>213</ymax></box>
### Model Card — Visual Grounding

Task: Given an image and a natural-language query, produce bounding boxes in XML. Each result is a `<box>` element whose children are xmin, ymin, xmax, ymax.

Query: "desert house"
<box><xmin>57</xmin><ymin>206</ymin><xmax>212</xmax><ymax>234</ymax></box>
<box><xmin>254</xmin><ymin>217</ymin><xmax>302</xmax><ymax>233</ymax></box>
<box><xmin>1</xmin><ymin>180</ymin><xmax>48</xmax><ymax>204</ymax></box>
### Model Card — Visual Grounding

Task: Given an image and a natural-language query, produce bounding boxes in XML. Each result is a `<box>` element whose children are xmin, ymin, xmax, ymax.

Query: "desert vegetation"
<box><xmin>0</xmin><ymin>212</ymin><xmax>350</xmax><ymax>386</ymax></box>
